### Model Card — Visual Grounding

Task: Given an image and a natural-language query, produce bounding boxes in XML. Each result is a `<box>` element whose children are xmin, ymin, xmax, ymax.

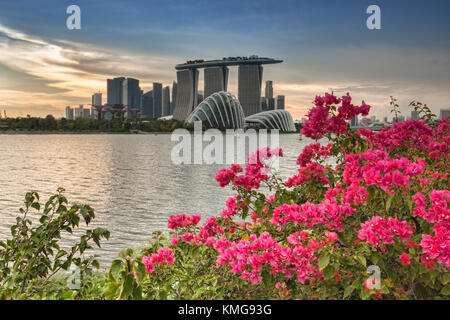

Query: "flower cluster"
<box><xmin>168</xmin><ymin>214</ymin><xmax>202</xmax><ymax>229</ymax></box>
<box><xmin>358</xmin><ymin>216</ymin><xmax>414</xmax><ymax>248</ymax></box>
<box><xmin>233</xmin><ymin>148</ymin><xmax>283</xmax><ymax>190</ymax></box>
<box><xmin>285</xmin><ymin>162</ymin><xmax>330</xmax><ymax>187</ymax></box>
<box><xmin>215</xmin><ymin>232</ymin><xmax>318</xmax><ymax>285</ymax></box>
<box><xmin>215</xmin><ymin>164</ymin><xmax>243</xmax><ymax>187</ymax></box>
<box><xmin>342</xmin><ymin>150</ymin><xmax>426</xmax><ymax>193</ymax></box>
<box><xmin>301</xmin><ymin>92</ymin><xmax>370</xmax><ymax>139</ymax></box>
<box><xmin>270</xmin><ymin>199</ymin><xmax>354</xmax><ymax>232</ymax></box>
<box><xmin>142</xmin><ymin>247</ymin><xmax>175</xmax><ymax>273</ymax></box>
<box><xmin>420</xmin><ymin>224</ymin><xmax>449</xmax><ymax>268</ymax></box>
<box><xmin>412</xmin><ymin>190</ymin><xmax>450</xmax><ymax>224</ymax></box>
<box><xmin>296</xmin><ymin>143</ymin><xmax>333</xmax><ymax>167</ymax></box>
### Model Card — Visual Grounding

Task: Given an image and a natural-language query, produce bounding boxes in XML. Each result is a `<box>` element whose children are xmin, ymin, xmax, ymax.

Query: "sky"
<box><xmin>0</xmin><ymin>0</ymin><xmax>449</xmax><ymax>120</ymax></box>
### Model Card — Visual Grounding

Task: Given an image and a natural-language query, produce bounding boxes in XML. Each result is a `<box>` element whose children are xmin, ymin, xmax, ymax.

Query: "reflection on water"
<box><xmin>0</xmin><ymin>133</ymin><xmax>312</xmax><ymax>265</ymax></box>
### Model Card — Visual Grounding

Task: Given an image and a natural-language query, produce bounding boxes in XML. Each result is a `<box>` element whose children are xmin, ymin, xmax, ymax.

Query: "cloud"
<box><xmin>0</xmin><ymin>24</ymin><xmax>180</xmax><ymax>117</ymax></box>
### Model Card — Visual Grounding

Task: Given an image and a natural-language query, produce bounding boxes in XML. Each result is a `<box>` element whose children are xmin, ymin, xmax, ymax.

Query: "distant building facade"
<box><xmin>122</xmin><ymin>78</ymin><xmax>141</xmax><ymax>108</ymax></box>
<box><xmin>141</xmin><ymin>91</ymin><xmax>154</xmax><ymax>119</ymax></box>
<box><xmin>238</xmin><ymin>64</ymin><xmax>263</xmax><ymax>116</ymax></box>
<box><xmin>173</xmin><ymin>69</ymin><xmax>199</xmax><ymax>121</ymax></box>
<box><xmin>152</xmin><ymin>83</ymin><xmax>163</xmax><ymax>118</ymax></box>
<box><xmin>65</xmin><ymin>106</ymin><xmax>74</xmax><ymax>120</ymax></box>
<box><xmin>204</xmin><ymin>66</ymin><xmax>229</xmax><ymax>99</ymax></box>
<box><xmin>92</xmin><ymin>93</ymin><xmax>102</xmax><ymax>107</ymax></box>
<box><xmin>171</xmin><ymin>81</ymin><xmax>177</xmax><ymax>115</ymax></box>
<box><xmin>162</xmin><ymin>86</ymin><xmax>171</xmax><ymax>116</ymax></box>
<box><xmin>107</xmin><ymin>77</ymin><xmax>125</xmax><ymax>105</ymax></box>
<box><xmin>275</xmin><ymin>95</ymin><xmax>285</xmax><ymax>110</ymax></box>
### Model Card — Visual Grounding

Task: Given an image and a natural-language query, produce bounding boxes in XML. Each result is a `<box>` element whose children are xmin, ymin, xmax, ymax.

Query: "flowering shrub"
<box><xmin>105</xmin><ymin>92</ymin><xmax>449</xmax><ymax>300</ymax></box>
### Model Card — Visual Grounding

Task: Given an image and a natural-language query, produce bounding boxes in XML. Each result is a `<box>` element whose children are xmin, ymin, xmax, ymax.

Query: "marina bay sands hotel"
<box><xmin>172</xmin><ymin>56</ymin><xmax>283</xmax><ymax>121</ymax></box>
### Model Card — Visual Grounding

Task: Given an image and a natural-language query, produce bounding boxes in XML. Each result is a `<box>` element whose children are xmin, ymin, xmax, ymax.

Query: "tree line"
<box><xmin>0</xmin><ymin>115</ymin><xmax>186</xmax><ymax>133</ymax></box>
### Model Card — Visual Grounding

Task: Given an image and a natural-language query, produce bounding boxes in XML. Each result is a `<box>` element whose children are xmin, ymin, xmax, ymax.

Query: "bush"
<box><xmin>104</xmin><ymin>92</ymin><xmax>449</xmax><ymax>300</ymax></box>
<box><xmin>0</xmin><ymin>188</ymin><xmax>110</xmax><ymax>299</ymax></box>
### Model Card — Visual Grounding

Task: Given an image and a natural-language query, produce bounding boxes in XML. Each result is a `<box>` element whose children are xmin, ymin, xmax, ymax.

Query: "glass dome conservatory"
<box><xmin>186</xmin><ymin>91</ymin><xmax>245</xmax><ymax>129</ymax></box>
<box><xmin>245</xmin><ymin>109</ymin><xmax>296</xmax><ymax>132</ymax></box>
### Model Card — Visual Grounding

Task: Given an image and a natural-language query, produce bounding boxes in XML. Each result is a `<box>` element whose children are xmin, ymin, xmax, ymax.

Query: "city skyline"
<box><xmin>1</xmin><ymin>1</ymin><xmax>450</xmax><ymax>120</ymax></box>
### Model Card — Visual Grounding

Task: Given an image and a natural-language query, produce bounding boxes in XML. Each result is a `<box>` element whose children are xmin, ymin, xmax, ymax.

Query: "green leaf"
<box><xmin>322</xmin><ymin>265</ymin><xmax>334</xmax><ymax>279</ymax></box>
<box><xmin>386</xmin><ymin>193</ymin><xmax>395</xmax><ymax>212</ymax></box>
<box><xmin>343</xmin><ymin>286</ymin><xmax>354</xmax><ymax>299</ymax></box>
<box><xmin>104</xmin><ymin>282</ymin><xmax>119</xmax><ymax>300</ymax></box>
<box><xmin>440</xmin><ymin>286</ymin><xmax>450</xmax><ymax>296</ymax></box>
<box><xmin>119</xmin><ymin>274</ymin><xmax>134</xmax><ymax>299</ymax></box>
<box><xmin>109</xmin><ymin>259</ymin><xmax>123</xmax><ymax>279</ymax></box>
<box><xmin>318</xmin><ymin>254</ymin><xmax>330</xmax><ymax>270</ymax></box>
<box><xmin>357</xmin><ymin>255</ymin><xmax>367</xmax><ymax>267</ymax></box>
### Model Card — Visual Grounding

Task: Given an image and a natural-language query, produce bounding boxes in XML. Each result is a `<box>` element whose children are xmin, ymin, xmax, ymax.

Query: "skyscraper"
<box><xmin>141</xmin><ymin>91</ymin><xmax>154</xmax><ymax>119</ymax></box>
<box><xmin>350</xmin><ymin>115</ymin><xmax>358</xmax><ymax>127</ymax></box>
<box><xmin>265</xmin><ymin>81</ymin><xmax>273</xmax><ymax>100</ymax></box>
<box><xmin>275</xmin><ymin>95</ymin><xmax>285</xmax><ymax>110</ymax></box>
<box><xmin>260</xmin><ymin>97</ymin><xmax>267</xmax><ymax>111</ymax></box>
<box><xmin>171</xmin><ymin>81</ymin><xmax>177</xmax><ymax>115</ymax></box>
<box><xmin>74</xmin><ymin>105</ymin><xmax>84</xmax><ymax>119</ymax></box>
<box><xmin>152</xmin><ymin>83</ymin><xmax>163</xmax><ymax>118</ymax></box>
<box><xmin>411</xmin><ymin>110</ymin><xmax>419</xmax><ymax>120</ymax></box>
<box><xmin>264</xmin><ymin>80</ymin><xmax>275</xmax><ymax>110</ymax></box>
<box><xmin>162</xmin><ymin>86</ymin><xmax>171</xmax><ymax>116</ymax></box>
<box><xmin>173</xmin><ymin>69</ymin><xmax>199</xmax><ymax>121</ymax></box>
<box><xmin>238</xmin><ymin>64</ymin><xmax>263</xmax><ymax>116</ymax></box>
<box><xmin>122</xmin><ymin>78</ymin><xmax>141</xmax><ymax>108</ymax></box>
<box><xmin>107</xmin><ymin>77</ymin><xmax>125</xmax><ymax>105</ymax></box>
<box><xmin>65</xmin><ymin>106</ymin><xmax>74</xmax><ymax>120</ymax></box>
<box><xmin>204</xmin><ymin>66</ymin><xmax>228</xmax><ymax>98</ymax></box>
<box><xmin>91</xmin><ymin>93</ymin><xmax>102</xmax><ymax>107</ymax></box>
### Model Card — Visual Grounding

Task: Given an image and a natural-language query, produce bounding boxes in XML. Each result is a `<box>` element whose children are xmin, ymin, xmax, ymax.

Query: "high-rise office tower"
<box><xmin>91</xmin><ymin>93</ymin><xmax>102</xmax><ymax>107</ymax></box>
<box><xmin>204</xmin><ymin>66</ymin><xmax>228</xmax><ymax>99</ymax></box>
<box><xmin>171</xmin><ymin>81</ymin><xmax>177</xmax><ymax>115</ymax></box>
<box><xmin>107</xmin><ymin>77</ymin><xmax>125</xmax><ymax>105</ymax></box>
<box><xmin>238</xmin><ymin>64</ymin><xmax>263</xmax><ymax>116</ymax></box>
<box><xmin>162</xmin><ymin>86</ymin><xmax>171</xmax><ymax>116</ymax></box>
<box><xmin>91</xmin><ymin>106</ymin><xmax>96</xmax><ymax>119</ymax></box>
<box><xmin>152</xmin><ymin>82</ymin><xmax>163</xmax><ymax>118</ymax></box>
<box><xmin>65</xmin><ymin>106</ymin><xmax>74</xmax><ymax>120</ymax></box>
<box><xmin>122</xmin><ymin>78</ymin><xmax>141</xmax><ymax>108</ymax></box>
<box><xmin>74</xmin><ymin>105</ymin><xmax>84</xmax><ymax>119</ymax></box>
<box><xmin>275</xmin><ymin>95</ymin><xmax>285</xmax><ymax>110</ymax></box>
<box><xmin>265</xmin><ymin>81</ymin><xmax>273</xmax><ymax>100</ymax></box>
<box><xmin>260</xmin><ymin>97</ymin><xmax>267</xmax><ymax>111</ymax></box>
<box><xmin>173</xmin><ymin>69</ymin><xmax>199</xmax><ymax>121</ymax></box>
<box><xmin>141</xmin><ymin>91</ymin><xmax>154</xmax><ymax>119</ymax></box>
<box><xmin>83</xmin><ymin>108</ymin><xmax>91</xmax><ymax>119</ymax></box>
<box><xmin>264</xmin><ymin>80</ymin><xmax>275</xmax><ymax>110</ymax></box>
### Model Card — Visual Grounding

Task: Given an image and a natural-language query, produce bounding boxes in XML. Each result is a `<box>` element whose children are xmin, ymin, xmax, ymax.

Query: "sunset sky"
<box><xmin>0</xmin><ymin>0</ymin><xmax>449</xmax><ymax>120</ymax></box>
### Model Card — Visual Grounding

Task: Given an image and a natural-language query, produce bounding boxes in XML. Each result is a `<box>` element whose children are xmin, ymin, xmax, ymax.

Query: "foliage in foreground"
<box><xmin>104</xmin><ymin>93</ymin><xmax>449</xmax><ymax>300</ymax></box>
<box><xmin>0</xmin><ymin>188</ymin><xmax>109</xmax><ymax>299</ymax></box>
